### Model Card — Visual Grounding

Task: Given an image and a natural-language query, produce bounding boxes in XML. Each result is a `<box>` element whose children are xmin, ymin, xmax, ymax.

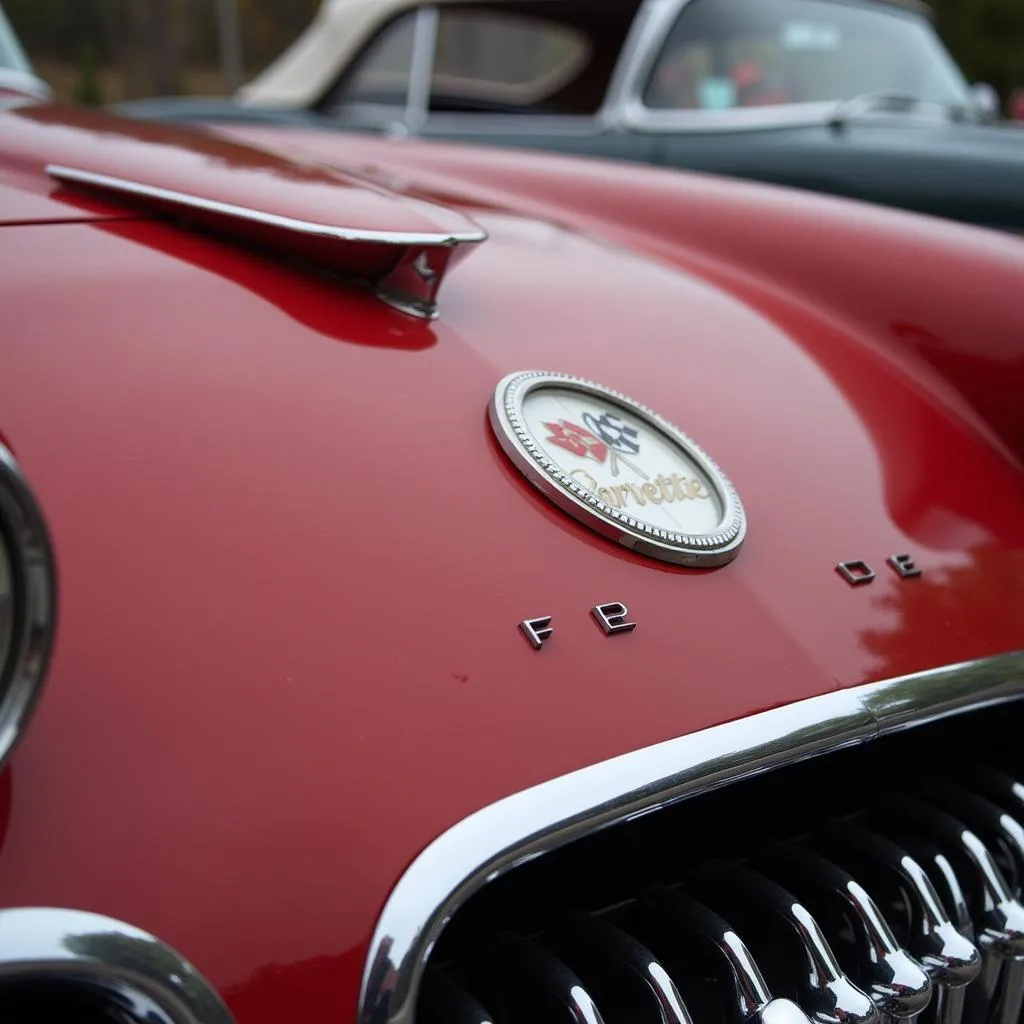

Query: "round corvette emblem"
<box><xmin>489</xmin><ymin>371</ymin><xmax>746</xmax><ymax>566</ymax></box>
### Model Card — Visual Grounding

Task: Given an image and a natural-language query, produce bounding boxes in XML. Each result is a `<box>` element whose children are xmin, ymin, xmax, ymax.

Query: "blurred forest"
<box><xmin>929</xmin><ymin>0</ymin><xmax>1024</xmax><ymax>103</ymax></box>
<box><xmin>4</xmin><ymin>0</ymin><xmax>319</xmax><ymax>102</ymax></box>
<box><xmin>5</xmin><ymin>0</ymin><xmax>1024</xmax><ymax>107</ymax></box>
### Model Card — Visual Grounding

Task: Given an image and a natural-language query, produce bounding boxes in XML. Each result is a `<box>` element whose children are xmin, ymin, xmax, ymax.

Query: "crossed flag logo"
<box><xmin>543</xmin><ymin>412</ymin><xmax>646</xmax><ymax>479</ymax></box>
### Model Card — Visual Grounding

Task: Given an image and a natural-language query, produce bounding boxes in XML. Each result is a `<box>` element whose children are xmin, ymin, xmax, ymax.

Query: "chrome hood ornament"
<box><xmin>489</xmin><ymin>371</ymin><xmax>746</xmax><ymax>566</ymax></box>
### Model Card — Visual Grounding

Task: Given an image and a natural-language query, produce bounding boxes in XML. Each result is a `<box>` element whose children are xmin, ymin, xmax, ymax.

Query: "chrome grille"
<box><xmin>419</xmin><ymin>753</ymin><xmax>1024</xmax><ymax>1024</ymax></box>
<box><xmin>358</xmin><ymin>654</ymin><xmax>1024</xmax><ymax>1024</ymax></box>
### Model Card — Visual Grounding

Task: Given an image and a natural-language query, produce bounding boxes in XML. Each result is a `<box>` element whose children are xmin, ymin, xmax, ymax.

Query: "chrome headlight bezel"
<box><xmin>0</xmin><ymin>441</ymin><xmax>56</xmax><ymax>768</ymax></box>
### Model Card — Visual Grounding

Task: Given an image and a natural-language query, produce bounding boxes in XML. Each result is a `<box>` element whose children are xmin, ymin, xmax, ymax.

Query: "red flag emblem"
<box><xmin>543</xmin><ymin>420</ymin><xmax>608</xmax><ymax>463</ymax></box>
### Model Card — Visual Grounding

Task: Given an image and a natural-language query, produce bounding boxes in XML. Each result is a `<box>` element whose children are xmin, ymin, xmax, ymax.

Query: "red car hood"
<box><xmin>0</xmin><ymin>108</ymin><xmax>1022</xmax><ymax>1024</ymax></box>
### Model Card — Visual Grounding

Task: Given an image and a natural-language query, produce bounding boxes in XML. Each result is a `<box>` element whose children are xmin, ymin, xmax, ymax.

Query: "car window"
<box><xmin>327</xmin><ymin>2</ymin><xmax>638</xmax><ymax>119</ymax></box>
<box><xmin>430</xmin><ymin>8</ymin><xmax>591</xmax><ymax>113</ymax></box>
<box><xmin>334</xmin><ymin>10</ymin><xmax>417</xmax><ymax>109</ymax></box>
<box><xmin>645</xmin><ymin>0</ymin><xmax>972</xmax><ymax>111</ymax></box>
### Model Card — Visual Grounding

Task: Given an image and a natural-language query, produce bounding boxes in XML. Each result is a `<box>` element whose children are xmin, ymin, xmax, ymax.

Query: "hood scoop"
<box><xmin>6</xmin><ymin>105</ymin><xmax>485</xmax><ymax>318</ymax></box>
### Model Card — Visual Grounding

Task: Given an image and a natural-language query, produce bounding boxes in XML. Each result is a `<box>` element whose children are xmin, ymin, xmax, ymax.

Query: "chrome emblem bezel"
<box><xmin>489</xmin><ymin>371</ymin><xmax>746</xmax><ymax>567</ymax></box>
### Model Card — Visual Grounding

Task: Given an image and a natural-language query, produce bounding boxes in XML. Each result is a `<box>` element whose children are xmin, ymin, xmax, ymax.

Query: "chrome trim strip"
<box><xmin>45</xmin><ymin>165</ymin><xmax>487</xmax><ymax>247</ymax></box>
<box><xmin>623</xmin><ymin>101</ymin><xmax>856</xmax><ymax>134</ymax></box>
<box><xmin>600</xmin><ymin>0</ymin><xmax>686</xmax><ymax>126</ymax></box>
<box><xmin>47</xmin><ymin>163</ymin><xmax>485</xmax><ymax>319</ymax></box>
<box><xmin>359</xmin><ymin>651</ymin><xmax>1024</xmax><ymax>1024</ymax></box>
<box><xmin>0</xmin><ymin>442</ymin><xmax>56</xmax><ymax>773</ymax></box>
<box><xmin>404</xmin><ymin>5</ymin><xmax>439</xmax><ymax>133</ymax></box>
<box><xmin>0</xmin><ymin>906</ymin><xmax>234</xmax><ymax>1023</ymax></box>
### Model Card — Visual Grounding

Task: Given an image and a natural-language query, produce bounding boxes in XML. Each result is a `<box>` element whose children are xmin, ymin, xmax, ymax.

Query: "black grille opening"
<box><xmin>419</xmin><ymin>699</ymin><xmax>1024</xmax><ymax>1024</ymax></box>
<box><xmin>0</xmin><ymin>978</ymin><xmax>150</xmax><ymax>1024</ymax></box>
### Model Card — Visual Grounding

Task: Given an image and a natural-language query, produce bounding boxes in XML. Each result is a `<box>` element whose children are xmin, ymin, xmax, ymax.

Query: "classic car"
<box><xmin>4</xmin><ymin>4</ymin><xmax>1024</xmax><ymax>1024</ymax></box>
<box><xmin>113</xmin><ymin>0</ymin><xmax>1024</xmax><ymax>234</ymax></box>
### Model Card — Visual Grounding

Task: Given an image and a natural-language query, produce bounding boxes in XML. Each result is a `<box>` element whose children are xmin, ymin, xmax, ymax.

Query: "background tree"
<box><xmin>5</xmin><ymin>0</ymin><xmax>317</xmax><ymax>100</ymax></box>
<box><xmin>931</xmin><ymin>0</ymin><xmax>1024</xmax><ymax>101</ymax></box>
<box><xmin>73</xmin><ymin>39</ymin><xmax>103</xmax><ymax>105</ymax></box>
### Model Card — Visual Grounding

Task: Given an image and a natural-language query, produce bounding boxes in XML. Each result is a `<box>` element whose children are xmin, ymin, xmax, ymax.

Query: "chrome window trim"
<box><xmin>404</xmin><ymin>5</ymin><xmax>439</xmax><ymax>133</ymax></box>
<box><xmin>359</xmin><ymin>650</ymin><xmax>1024</xmax><ymax>1024</ymax></box>
<box><xmin>607</xmin><ymin>0</ymin><xmax>852</xmax><ymax>133</ymax></box>
<box><xmin>621</xmin><ymin>100</ymin><xmax>849</xmax><ymax>133</ymax></box>
<box><xmin>600</xmin><ymin>0</ymin><xmax>957</xmax><ymax>135</ymax></box>
<box><xmin>0</xmin><ymin>441</ymin><xmax>56</xmax><ymax>774</ymax></box>
<box><xmin>0</xmin><ymin>906</ymin><xmax>234</xmax><ymax>1023</ymax></box>
<box><xmin>321</xmin><ymin>6</ymin><xmax>430</xmax><ymax>136</ymax></box>
<box><xmin>599</xmin><ymin>0</ymin><xmax>692</xmax><ymax>127</ymax></box>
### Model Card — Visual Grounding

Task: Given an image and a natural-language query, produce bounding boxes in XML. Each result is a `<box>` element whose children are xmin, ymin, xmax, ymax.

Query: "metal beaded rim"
<box><xmin>0</xmin><ymin>442</ymin><xmax>57</xmax><ymax>770</ymax></box>
<box><xmin>489</xmin><ymin>371</ymin><xmax>746</xmax><ymax>566</ymax></box>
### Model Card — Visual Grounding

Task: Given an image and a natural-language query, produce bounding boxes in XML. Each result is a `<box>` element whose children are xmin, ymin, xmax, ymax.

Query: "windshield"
<box><xmin>0</xmin><ymin>3</ymin><xmax>33</xmax><ymax>74</ymax></box>
<box><xmin>645</xmin><ymin>0</ymin><xmax>972</xmax><ymax>112</ymax></box>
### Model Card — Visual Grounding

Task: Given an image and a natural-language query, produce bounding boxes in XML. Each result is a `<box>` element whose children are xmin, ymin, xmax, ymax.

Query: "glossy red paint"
<box><xmin>0</xmin><ymin>107</ymin><xmax>1022</xmax><ymax>1024</ymax></box>
<box><xmin>224</xmin><ymin>125</ymin><xmax>1024</xmax><ymax>462</ymax></box>
<box><xmin>0</xmin><ymin>177</ymin><xmax>119</xmax><ymax>224</ymax></box>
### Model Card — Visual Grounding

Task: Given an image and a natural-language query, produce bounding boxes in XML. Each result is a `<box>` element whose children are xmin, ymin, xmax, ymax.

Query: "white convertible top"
<box><xmin>239</xmin><ymin>0</ymin><xmax>530</xmax><ymax>108</ymax></box>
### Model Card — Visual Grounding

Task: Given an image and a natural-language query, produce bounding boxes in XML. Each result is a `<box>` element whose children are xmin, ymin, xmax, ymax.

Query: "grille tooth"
<box><xmin>961</xmin><ymin>768</ymin><xmax>1024</xmax><ymax>829</ymax></box>
<box><xmin>419</xmin><ymin>971</ymin><xmax>493</xmax><ymax>1024</ymax></box>
<box><xmin>871</xmin><ymin>798</ymin><xmax>1024</xmax><ymax>1024</ymax></box>
<box><xmin>459</xmin><ymin>931</ymin><xmax>606</xmax><ymax>1024</ymax></box>
<box><xmin>922</xmin><ymin>783</ymin><xmax>1024</xmax><ymax>899</ymax></box>
<box><xmin>542</xmin><ymin>911</ymin><xmax>694</xmax><ymax>1024</ymax></box>
<box><xmin>637</xmin><ymin>884</ymin><xmax>773</xmax><ymax>1024</ymax></box>
<box><xmin>756</xmin><ymin>845</ymin><xmax>933</xmax><ymax>1023</ymax></box>
<box><xmin>819</xmin><ymin>819</ymin><xmax>981</xmax><ymax>1024</ymax></box>
<box><xmin>693</xmin><ymin>861</ymin><xmax>879</xmax><ymax>1024</ymax></box>
<box><xmin>870</xmin><ymin>825</ymin><xmax>975</xmax><ymax>938</ymax></box>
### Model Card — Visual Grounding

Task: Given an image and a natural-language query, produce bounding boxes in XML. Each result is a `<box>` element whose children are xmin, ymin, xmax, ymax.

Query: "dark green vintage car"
<box><xmin>116</xmin><ymin>0</ymin><xmax>1024</xmax><ymax>233</ymax></box>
